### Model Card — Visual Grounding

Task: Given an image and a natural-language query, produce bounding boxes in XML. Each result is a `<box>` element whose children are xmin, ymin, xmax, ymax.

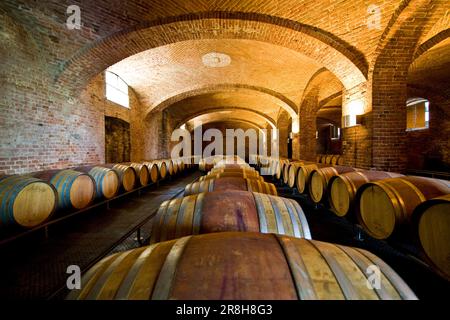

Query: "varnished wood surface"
<box><xmin>112</xmin><ymin>164</ymin><xmax>136</xmax><ymax>192</ymax></box>
<box><xmin>150</xmin><ymin>191</ymin><xmax>310</xmax><ymax>244</ymax></box>
<box><xmin>329</xmin><ymin>171</ymin><xmax>403</xmax><ymax>217</ymax></box>
<box><xmin>296</xmin><ymin>163</ymin><xmax>332</xmax><ymax>193</ymax></box>
<box><xmin>309</xmin><ymin>166</ymin><xmax>360</xmax><ymax>203</ymax></box>
<box><xmin>357</xmin><ymin>176</ymin><xmax>450</xmax><ymax>240</ymax></box>
<box><xmin>0</xmin><ymin>175</ymin><xmax>57</xmax><ymax>228</ymax></box>
<box><xmin>33</xmin><ymin>169</ymin><xmax>95</xmax><ymax>210</ymax></box>
<box><xmin>184</xmin><ymin>178</ymin><xmax>277</xmax><ymax>196</ymax></box>
<box><xmin>412</xmin><ymin>194</ymin><xmax>450</xmax><ymax>281</ymax></box>
<box><xmin>68</xmin><ymin>232</ymin><xmax>417</xmax><ymax>300</ymax></box>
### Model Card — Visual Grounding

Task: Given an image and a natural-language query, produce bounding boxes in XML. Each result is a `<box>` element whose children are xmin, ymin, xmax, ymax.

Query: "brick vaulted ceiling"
<box><xmin>1</xmin><ymin>0</ymin><xmax>449</xmax><ymax>127</ymax></box>
<box><xmin>107</xmin><ymin>39</ymin><xmax>323</xmax><ymax>121</ymax></box>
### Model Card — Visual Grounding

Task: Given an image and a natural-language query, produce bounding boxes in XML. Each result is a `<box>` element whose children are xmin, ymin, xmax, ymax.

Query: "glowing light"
<box><xmin>291</xmin><ymin>116</ymin><xmax>300</xmax><ymax>134</ymax></box>
<box><xmin>348</xmin><ymin>99</ymin><xmax>365</xmax><ymax>116</ymax></box>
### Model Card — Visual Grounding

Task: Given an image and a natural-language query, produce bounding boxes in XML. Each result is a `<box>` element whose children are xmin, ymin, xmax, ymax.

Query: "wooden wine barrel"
<box><xmin>200</xmin><ymin>172</ymin><xmax>264</xmax><ymax>182</ymax></box>
<box><xmin>76</xmin><ymin>166</ymin><xmax>120</xmax><ymax>200</ymax></box>
<box><xmin>125</xmin><ymin>163</ymin><xmax>149</xmax><ymax>186</ymax></box>
<box><xmin>198</xmin><ymin>159</ymin><xmax>215</xmax><ymax>172</ymax></box>
<box><xmin>324</xmin><ymin>155</ymin><xmax>333</xmax><ymax>164</ymax></box>
<box><xmin>296</xmin><ymin>163</ymin><xmax>333</xmax><ymax>194</ymax></box>
<box><xmin>316</xmin><ymin>155</ymin><xmax>322</xmax><ymax>163</ymax></box>
<box><xmin>212</xmin><ymin>163</ymin><xmax>253</xmax><ymax>170</ymax></box>
<box><xmin>356</xmin><ymin>176</ymin><xmax>450</xmax><ymax>240</ymax></box>
<box><xmin>148</xmin><ymin>161</ymin><xmax>168</xmax><ymax>180</ymax></box>
<box><xmin>320</xmin><ymin>155</ymin><xmax>327</xmax><ymax>163</ymax></box>
<box><xmin>286</xmin><ymin>161</ymin><xmax>313</xmax><ymax>187</ymax></box>
<box><xmin>178</xmin><ymin>160</ymin><xmax>185</xmax><ymax>172</ymax></box>
<box><xmin>275</xmin><ymin>159</ymin><xmax>289</xmax><ymax>180</ymax></box>
<box><xmin>67</xmin><ymin>231</ymin><xmax>417</xmax><ymax>300</ymax></box>
<box><xmin>0</xmin><ymin>175</ymin><xmax>57</xmax><ymax>228</ymax></box>
<box><xmin>143</xmin><ymin>162</ymin><xmax>159</xmax><ymax>183</ymax></box>
<box><xmin>184</xmin><ymin>178</ymin><xmax>277</xmax><ymax>196</ymax></box>
<box><xmin>164</xmin><ymin>159</ymin><xmax>174</xmax><ymax>175</ymax></box>
<box><xmin>411</xmin><ymin>194</ymin><xmax>450</xmax><ymax>281</ymax></box>
<box><xmin>330</xmin><ymin>155</ymin><xmax>340</xmax><ymax>165</ymax></box>
<box><xmin>33</xmin><ymin>169</ymin><xmax>95</xmax><ymax>210</ymax></box>
<box><xmin>209</xmin><ymin>166</ymin><xmax>256</xmax><ymax>173</ymax></box>
<box><xmin>153</xmin><ymin>191</ymin><xmax>308</xmax><ymax>243</ymax></box>
<box><xmin>309</xmin><ymin>166</ymin><xmax>362</xmax><ymax>203</ymax></box>
<box><xmin>208</xmin><ymin>168</ymin><xmax>258</xmax><ymax>177</ymax></box>
<box><xmin>283</xmin><ymin>161</ymin><xmax>298</xmax><ymax>184</ymax></box>
<box><xmin>329</xmin><ymin>170</ymin><xmax>403</xmax><ymax>218</ymax></box>
<box><xmin>107</xmin><ymin>164</ymin><xmax>136</xmax><ymax>192</ymax></box>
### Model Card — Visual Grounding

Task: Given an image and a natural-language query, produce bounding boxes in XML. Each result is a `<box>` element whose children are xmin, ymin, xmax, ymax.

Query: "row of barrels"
<box><xmin>0</xmin><ymin>158</ymin><xmax>196</xmax><ymax>230</ymax></box>
<box><xmin>69</xmin><ymin>162</ymin><xmax>417</xmax><ymax>300</ymax></box>
<box><xmin>316</xmin><ymin>154</ymin><xmax>345</xmax><ymax>165</ymax></box>
<box><xmin>198</xmin><ymin>155</ymin><xmax>248</xmax><ymax>172</ymax></box>
<box><xmin>273</xmin><ymin>160</ymin><xmax>450</xmax><ymax>281</ymax></box>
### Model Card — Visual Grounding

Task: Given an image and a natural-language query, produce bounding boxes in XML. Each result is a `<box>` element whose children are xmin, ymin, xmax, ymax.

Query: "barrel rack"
<box><xmin>0</xmin><ymin>170</ymin><xmax>196</xmax><ymax>248</ymax></box>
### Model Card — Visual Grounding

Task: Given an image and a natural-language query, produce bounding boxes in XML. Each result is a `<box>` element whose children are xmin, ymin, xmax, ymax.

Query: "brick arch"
<box><xmin>301</xmin><ymin>68</ymin><xmax>343</xmax><ymax>114</ymax></box>
<box><xmin>175</xmin><ymin>107</ymin><xmax>277</xmax><ymax>129</ymax></box>
<box><xmin>295</xmin><ymin>69</ymin><xmax>343</xmax><ymax>161</ymax></box>
<box><xmin>147</xmin><ymin>84</ymin><xmax>298</xmax><ymax>120</ymax></box>
<box><xmin>417</xmin><ymin>8</ymin><xmax>450</xmax><ymax>49</ymax></box>
<box><xmin>370</xmin><ymin>0</ymin><xmax>441</xmax><ymax>172</ymax></box>
<box><xmin>56</xmin><ymin>12</ymin><xmax>367</xmax><ymax>93</ymax></box>
<box><xmin>192</xmin><ymin>119</ymin><xmax>264</xmax><ymax>131</ymax></box>
<box><xmin>412</xmin><ymin>29</ymin><xmax>450</xmax><ymax>61</ymax></box>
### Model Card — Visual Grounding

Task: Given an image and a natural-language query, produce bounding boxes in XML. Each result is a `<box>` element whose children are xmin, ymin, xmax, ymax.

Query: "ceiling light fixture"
<box><xmin>202</xmin><ymin>52</ymin><xmax>231</xmax><ymax>67</ymax></box>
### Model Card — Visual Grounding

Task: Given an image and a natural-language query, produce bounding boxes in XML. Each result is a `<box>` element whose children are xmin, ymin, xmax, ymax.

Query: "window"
<box><xmin>406</xmin><ymin>98</ymin><xmax>429</xmax><ymax>131</ymax></box>
<box><xmin>105</xmin><ymin>71</ymin><xmax>129</xmax><ymax>108</ymax></box>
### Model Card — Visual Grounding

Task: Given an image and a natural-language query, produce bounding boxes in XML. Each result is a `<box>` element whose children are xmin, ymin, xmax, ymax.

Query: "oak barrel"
<box><xmin>127</xmin><ymin>163</ymin><xmax>150</xmax><ymax>186</ymax></box>
<box><xmin>67</xmin><ymin>232</ymin><xmax>417</xmax><ymax>300</ymax></box>
<box><xmin>33</xmin><ymin>169</ymin><xmax>95</xmax><ymax>210</ymax></box>
<box><xmin>330</xmin><ymin>155</ymin><xmax>340</xmax><ymax>165</ymax></box>
<box><xmin>145</xmin><ymin>163</ymin><xmax>159</xmax><ymax>183</ymax></box>
<box><xmin>287</xmin><ymin>161</ymin><xmax>313</xmax><ymax>188</ymax></box>
<box><xmin>324</xmin><ymin>155</ymin><xmax>333</xmax><ymax>164</ymax></box>
<box><xmin>152</xmin><ymin>191</ymin><xmax>306</xmax><ymax>243</ymax></box>
<box><xmin>164</xmin><ymin>159</ymin><xmax>174</xmax><ymax>175</ymax></box>
<box><xmin>356</xmin><ymin>176</ymin><xmax>450</xmax><ymax>239</ymax></box>
<box><xmin>276</xmin><ymin>159</ymin><xmax>290</xmax><ymax>180</ymax></box>
<box><xmin>309</xmin><ymin>166</ymin><xmax>361</xmax><ymax>203</ymax></box>
<box><xmin>411</xmin><ymin>194</ymin><xmax>450</xmax><ymax>281</ymax></box>
<box><xmin>200</xmin><ymin>172</ymin><xmax>264</xmax><ymax>182</ymax></box>
<box><xmin>108</xmin><ymin>164</ymin><xmax>136</xmax><ymax>192</ymax></box>
<box><xmin>184</xmin><ymin>178</ymin><xmax>277</xmax><ymax>196</ymax></box>
<box><xmin>296</xmin><ymin>163</ymin><xmax>333</xmax><ymax>194</ymax></box>
<box><xmin>144</xmin><ymin>161</ymin><xmax>167</xmax><ymax>180</ymax></box>
<box><xmin>76</xmin><ymin>166</ymin><xmax>120</xmax><ymax>200</ymax></box>
<box><xmin>329</xmin><ymin>170</ymin><xmax>403</xmax><ymax>218</ymax></box>
<box><xmin>0</xmin><ymin>175</ymin><xmax>57</xmax><ymax>228</ymax></box>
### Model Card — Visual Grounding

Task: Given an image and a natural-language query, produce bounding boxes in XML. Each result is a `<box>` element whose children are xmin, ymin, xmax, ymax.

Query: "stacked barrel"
<box><xmin>0</xmin><ymin>157</ymin><xmax>196</xmax><ymax>230</ymax></box>
<box><xmin>68</xmin><ymin>158</ymin><xmax>417</xmax><ymax>300</ymax></box>
<box><xmin>265</xmin><ymin>154</ymin><xmax>450</xmax><ymax>282</ymax></box>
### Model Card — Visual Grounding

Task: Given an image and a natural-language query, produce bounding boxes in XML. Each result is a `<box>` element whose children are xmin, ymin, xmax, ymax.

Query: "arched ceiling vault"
<box><xmin>176</xmin><ymin>108</ymin><xmax>276</xmax><ymax>130</ymax></box>
<box><xmin>190</xmin><ymin>119</ymin><xmax>263</xmax><ymax>131</ymax></box>
<box><xmin>57</xmin><ymin>13</ymin><xmax>369</xmax><ymax>92</ymax></box>
<box><xmin>154</xmin><ymin>85</ymin><xmax>298</xmax><ymax>130</ymax></box>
